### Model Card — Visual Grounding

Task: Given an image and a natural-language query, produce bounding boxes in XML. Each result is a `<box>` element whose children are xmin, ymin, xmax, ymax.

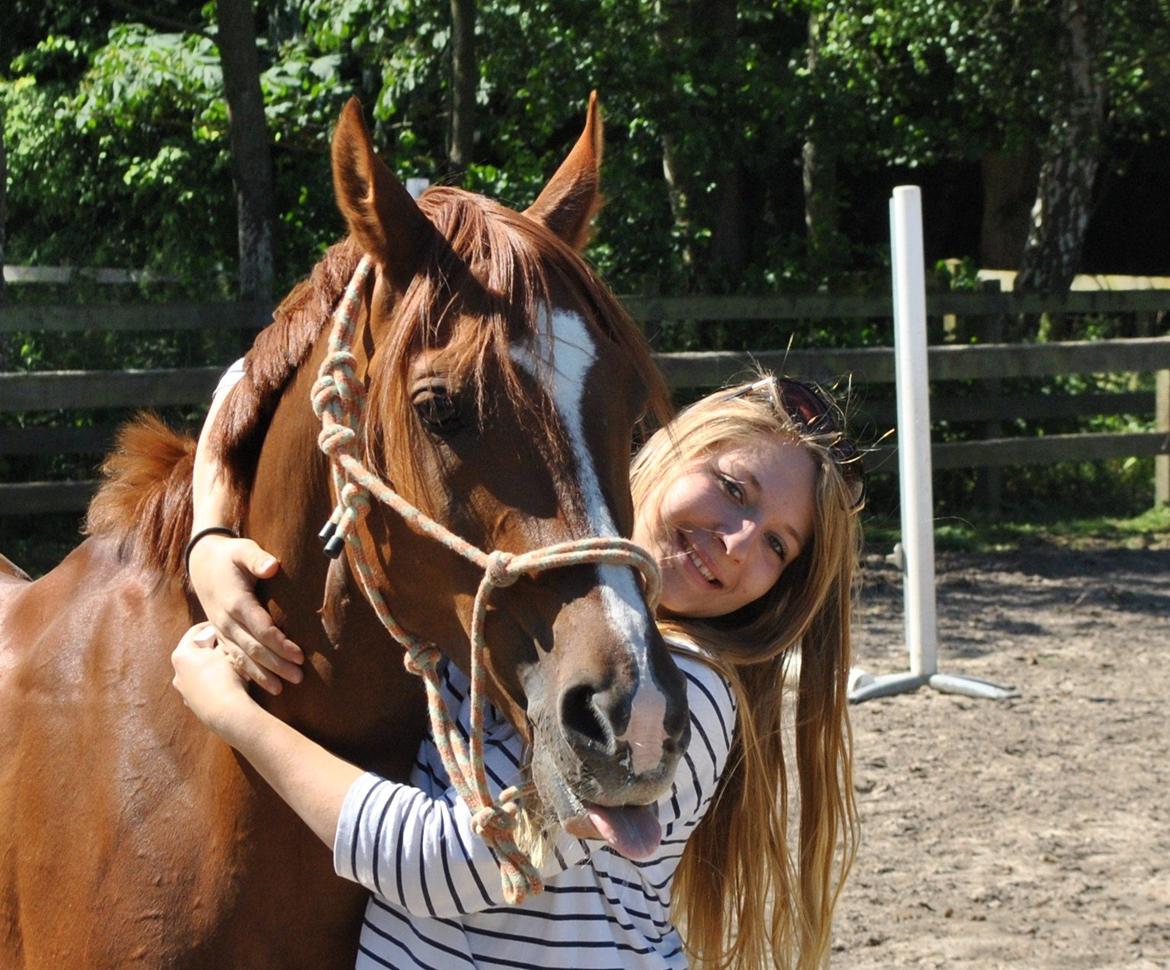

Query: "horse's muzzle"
<box><xmin>532</xmin><ymin>640</ymin><xmax>691</xmax><ymax>848</ymax></box>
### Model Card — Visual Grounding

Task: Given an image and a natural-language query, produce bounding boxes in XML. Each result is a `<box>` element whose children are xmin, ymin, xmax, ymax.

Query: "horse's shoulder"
<box><xmin>0</xmin><ymin>552</ymin><xmax>30</xmax><ymax>584</ymax></box>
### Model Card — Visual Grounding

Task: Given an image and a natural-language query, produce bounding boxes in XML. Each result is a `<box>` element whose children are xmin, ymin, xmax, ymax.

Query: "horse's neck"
<box><xmin>242</xmin><ymin>338</ymin><xmax>425</xmax><ymax>771</ymax></box>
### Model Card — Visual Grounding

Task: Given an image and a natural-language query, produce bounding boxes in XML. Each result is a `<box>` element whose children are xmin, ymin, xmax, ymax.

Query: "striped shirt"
<box><xmin>333</xmin><ymin>645</ymin><xmax>736</xmax><ymax>969</ymax></box>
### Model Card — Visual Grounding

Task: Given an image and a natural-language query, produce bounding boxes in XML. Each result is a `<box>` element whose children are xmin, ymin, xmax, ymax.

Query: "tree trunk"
<box><xmin>702</xmin><ymin>0</ymin><xmax>748</xmax><ymax>284</ymax></box>
<box><xmin>656</xmin><ymin>0</ymin><xmax>746</xmax><ymax>284</ymax></box>
<box><xmin>659</xmin><ymin>133</ymin><xmax>693</xmax><ymax>269</ymax></box>
<box><xmin>1016</xmin><ymin>0</ymin><xmax>1104</xmax><ymax>303</ymax></box>
<box><xmin>711</xmin><ymin>159</ymin><xmax>748</xmax><ymax>280</ymax></box>
<box><xmin>656</xmin><ymin>0</ymin><xmax>696</xmax><ymax>272</ymax></box>
<box><xmin>979</xmin><ymin>150</ymin><xmax>1038</xmax><ymax>270</ymax></box>
<box><xmin>448</xmin><ymin>0</ymin><xmax>477</xmax><ymax>177</ymax></box>
<box><xmin>1</xmin><ymin>103</ymin><xmax>7</xmax><ymax>303</ymax></box>
<box><xmin>801</xmin><ymin>8</ymin><xmax>842</xmax><ymax>266</ymax></box>
<box><xmin>216</xmin><ymin>0</ymin><xmax>276</xmax><ymax>305</ymax></box>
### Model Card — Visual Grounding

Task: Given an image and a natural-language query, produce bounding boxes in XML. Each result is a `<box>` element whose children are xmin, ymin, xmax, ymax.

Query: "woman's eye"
<box><xmin>719</xmin><ymin>474</ymin><xmax>744</xmax><ymax>501</ymax></box>
<box><xmin>768</xmin><ymin>534</ymin><xmax>787</xmax><ymax>562</ymax></box>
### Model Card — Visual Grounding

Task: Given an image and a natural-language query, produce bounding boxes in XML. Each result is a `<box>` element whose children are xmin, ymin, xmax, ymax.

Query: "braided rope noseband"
<box><xmin>311</xmin><ymin>255</ymin><xmax>662</xmax><ymax>904</ymax></box>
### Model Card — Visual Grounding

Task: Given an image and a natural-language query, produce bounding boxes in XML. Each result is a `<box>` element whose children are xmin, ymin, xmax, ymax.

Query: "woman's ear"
<box><xmin>330</xmin><ymin>97</ymin><xmax>434</xmax><ymax>292</ymax></box>
<box><xmin>524</xmin><ymin>91</ymin><xmax>604</xmax><ymax>251</ymax></box>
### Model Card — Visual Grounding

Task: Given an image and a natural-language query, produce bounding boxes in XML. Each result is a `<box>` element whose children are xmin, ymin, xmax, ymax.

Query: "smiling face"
<box><xmin>633</xmin><ymin>433</ymin><xmax>817</xmax><ymax>620</ymax></box>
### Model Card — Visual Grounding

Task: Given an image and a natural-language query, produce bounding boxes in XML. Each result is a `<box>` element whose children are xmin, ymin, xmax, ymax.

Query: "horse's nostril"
<box><xmin>560</xmin><ymin>685</ymin><xmax>612</xmax><ymax>752</ymax></box>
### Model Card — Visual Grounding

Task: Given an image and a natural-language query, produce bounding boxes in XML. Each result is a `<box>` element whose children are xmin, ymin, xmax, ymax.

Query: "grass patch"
<box><xmin>864</xmin><ymin>505</ymin><xmax>1170</xmax><ymax>554</ymax></box>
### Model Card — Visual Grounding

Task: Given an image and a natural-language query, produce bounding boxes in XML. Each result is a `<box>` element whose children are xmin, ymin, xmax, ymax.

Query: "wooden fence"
<box><xmin>1</xmin><ymin>281</ymin><xmax>1168</xmax><ymax>515</ymax></box>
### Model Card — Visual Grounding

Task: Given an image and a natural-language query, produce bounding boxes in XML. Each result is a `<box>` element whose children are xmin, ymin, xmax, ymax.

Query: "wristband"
<box><xmin>184</xmin><ymin>526</ymin><xmax>240</xmax><ymax>577</ymax></box>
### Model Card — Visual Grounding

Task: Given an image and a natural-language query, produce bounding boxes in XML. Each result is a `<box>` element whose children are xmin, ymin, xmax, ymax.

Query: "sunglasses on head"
<box><xmin>728</xmin><ymin>376</ymin><xmax>867</xmax><ymax>512</ymax></box>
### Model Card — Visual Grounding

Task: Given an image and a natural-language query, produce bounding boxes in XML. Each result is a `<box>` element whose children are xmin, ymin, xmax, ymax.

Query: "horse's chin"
<box><xmin>530</xmin><ymin>750</ymin><xmax>672</xmax><ymax>862</ymax></box>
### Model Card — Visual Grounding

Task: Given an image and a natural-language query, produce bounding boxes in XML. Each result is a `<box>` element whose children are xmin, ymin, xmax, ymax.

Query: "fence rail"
<box><xmin>2</xmin><ymin>289</ymin><xmax>1167</xmax><ymax>335</ymax></box>
<box><xmin>2</xmin><ymin>284</ymin><xmax>1168</xmax><ymax>516</ymax></box>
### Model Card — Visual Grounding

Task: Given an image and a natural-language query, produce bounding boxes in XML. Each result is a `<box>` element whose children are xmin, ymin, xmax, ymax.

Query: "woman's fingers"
<box><xmin>189</xmin><ymin>534</ymin><xmax>305</xmax><ymax>670</ymax></box>
<box><xmin>219</xmin><ymin>636</ymin><xmax>286</xmax><ymax>697</ymax></box>
<box><xmin>217</xmin><ymin>617</ymin><xmax>302</xmax><ymax>688</ymax></box>
<box><xmin>226</xmin><ymin>592</ymin><xmax>304</xmax><ymax>668</ymax></box>
<box><xmin>172</xmin><ymin>623</ymin><xmax>245</xmax><ymax>704</ymax></box>
<box><xmin>171</xmin><ymin>624</ymin><xmax>258</xmax><ymax>743</ymax></box>
<box><xmin>225</xmin><ymin>541</ymin><xmax>304</xmax><ymax>664</ymax></box>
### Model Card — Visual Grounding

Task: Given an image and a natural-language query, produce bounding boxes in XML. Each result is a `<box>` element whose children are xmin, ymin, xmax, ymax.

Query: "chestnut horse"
<box><xmin>0</xmin><ymin>96</ymin><xmax>689</xmax><ymax>968</ymax></box>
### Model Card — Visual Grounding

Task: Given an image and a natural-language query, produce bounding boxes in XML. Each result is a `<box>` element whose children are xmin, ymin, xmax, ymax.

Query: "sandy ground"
<box><xmin>833</xmin><ymin>542</ymin><xmax>1170</xmax><ymax>968</ymax></box>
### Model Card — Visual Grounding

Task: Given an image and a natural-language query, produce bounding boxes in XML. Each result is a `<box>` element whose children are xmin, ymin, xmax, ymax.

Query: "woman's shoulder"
<box><xmin>666</xmin><ymin>638</ymin><xmax>738</xmax><ymax>728</ymax></box>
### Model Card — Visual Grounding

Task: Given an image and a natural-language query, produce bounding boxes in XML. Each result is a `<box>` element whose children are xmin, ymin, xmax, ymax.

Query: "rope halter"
<box><xmin>312</xmin><ymin>255</ymin><xmax>662</xmax><ymax>904</ymax></box>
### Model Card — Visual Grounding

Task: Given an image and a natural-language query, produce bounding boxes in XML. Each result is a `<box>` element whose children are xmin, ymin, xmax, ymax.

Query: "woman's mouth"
<box><xmin>679</xmin><ymin>533</ymin><xmax>720</xmax><ymax>587</ymax></box>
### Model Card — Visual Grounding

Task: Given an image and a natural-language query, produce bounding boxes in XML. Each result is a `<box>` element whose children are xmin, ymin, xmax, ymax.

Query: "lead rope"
<box><xmin>310</xmin><ymin>256</ymin><xmax>662</xmax><ymax>904</ymax></box>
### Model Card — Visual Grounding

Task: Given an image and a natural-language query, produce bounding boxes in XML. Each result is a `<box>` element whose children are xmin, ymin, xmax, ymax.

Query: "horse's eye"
<box><xmin>412</xmin><ymin>383</ymin><xmax>464</xmax><ymax>434</ymax></box>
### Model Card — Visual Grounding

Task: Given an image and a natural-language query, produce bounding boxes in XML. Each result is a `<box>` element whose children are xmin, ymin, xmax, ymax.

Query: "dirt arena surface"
<box><xmin>834</xmin><ymin>541</ymin><xmax>1170</xmax><ymax>968</ymax></box>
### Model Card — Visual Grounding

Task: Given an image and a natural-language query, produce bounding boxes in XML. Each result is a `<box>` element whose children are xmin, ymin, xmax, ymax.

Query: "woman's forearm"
<box><xmin>221</xmin><ymin>702</ymin><xmax>363</xmax><ymax>848</ymax></box>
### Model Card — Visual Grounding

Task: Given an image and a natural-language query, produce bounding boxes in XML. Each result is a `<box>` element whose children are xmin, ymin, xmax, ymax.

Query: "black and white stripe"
<box><xmin>333</xmin><ymin>643</ymin><xmax>736</xmax><ymax>969</ymax></box>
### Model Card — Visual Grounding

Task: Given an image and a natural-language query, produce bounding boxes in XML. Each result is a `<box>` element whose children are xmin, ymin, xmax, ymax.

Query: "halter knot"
<box><xmin>484</xmin><ymin>550</ymin><xmax>518</xmax><ymax>589</ymax></box>
<box><xmin>471</xmin><ymin>800</ymin><xmax>521</xmax><ymax>837</ymax></box>
<box><xmin>317</xmin><ymin>422</ymin><xmax>356</xmax><ymax>456</ymax></box>
<box><xmin>403</xmin><ymin>641</ymin><xmax>442</xmax><ymax>677</ymax></box>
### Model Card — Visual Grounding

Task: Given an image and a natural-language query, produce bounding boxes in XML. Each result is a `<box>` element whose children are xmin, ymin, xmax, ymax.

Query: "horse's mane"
<box><xmin>85</xmin><ymin>414</ymin><xmax>198</xmax><ymax>578</ymax></box>
<box><xmin>86</xmin><ymin>187</ymin><xmax>669</xmax><ymax>577</ymax></box>
<box><xmin>85</xmin><ymin>238</ymin><xmax>363</xmax><ymax>576</ymax></box>
<box><xmin>212</xmin><ymin>235</ymin><xmax>365</xmax><ymax>522</ymax></box>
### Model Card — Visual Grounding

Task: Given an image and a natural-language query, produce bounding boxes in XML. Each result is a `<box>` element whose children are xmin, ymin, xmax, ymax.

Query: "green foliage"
<box><xmin>3</xmin><ymin>24</ymin><xmax>236</xmax><ymax>283</ymax></box>
<box><xmin>3</xmin><ymin>0</ymin><xmax>1169</xmax><ymax>546</ymax></box>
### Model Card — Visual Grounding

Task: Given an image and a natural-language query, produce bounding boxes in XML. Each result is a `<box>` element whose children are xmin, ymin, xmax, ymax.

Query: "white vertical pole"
<box><xmin>849</xmin><ymin>186</ymin><xmax>1017</xmax><ymax>702</ymax></box>
<box><xmin>889</xmin><ymin>186</ymin><xmax>939</xmax><ymax>678</ymax></box>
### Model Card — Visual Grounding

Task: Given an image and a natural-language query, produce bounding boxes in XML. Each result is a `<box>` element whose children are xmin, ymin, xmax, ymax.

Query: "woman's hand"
<box><xmin>188</xmin><ymin>534</ymin><xmax>304</xmax><ymax>695</ymax></box>
<box><xmin>171</xmin><ymin>623</ymin><xmax>259</xmax><ymax>745</ymax></box>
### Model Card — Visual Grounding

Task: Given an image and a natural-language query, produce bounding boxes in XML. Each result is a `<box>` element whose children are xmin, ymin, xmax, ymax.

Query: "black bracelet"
<box><xmin>184</xmin><ymin>526</ymin><xmax>240</xmax><ymax>576</ymax></box>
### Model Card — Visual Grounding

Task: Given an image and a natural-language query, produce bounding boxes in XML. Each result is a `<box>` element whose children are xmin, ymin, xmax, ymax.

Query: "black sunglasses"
<box><xmin>728</xmin><ymin>377</ymin><xmax>866</xmax><ymax>511</ymax></box>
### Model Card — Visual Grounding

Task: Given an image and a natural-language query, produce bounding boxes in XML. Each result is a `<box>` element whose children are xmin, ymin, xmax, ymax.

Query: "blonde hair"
<box><xmin>630</xmin><ymin>376</ymin><xmax>861</xmax><ymax>969</ymax></box>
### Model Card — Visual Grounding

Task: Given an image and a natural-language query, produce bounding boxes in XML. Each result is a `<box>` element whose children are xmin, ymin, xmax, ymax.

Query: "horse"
<box><xmin>0</xmin><ymin>94</ymin><xmax>690</xmax><ymax>968</ymax></box>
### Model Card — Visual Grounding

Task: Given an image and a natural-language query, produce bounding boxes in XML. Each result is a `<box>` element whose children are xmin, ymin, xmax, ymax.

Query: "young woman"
<box><xmin>173</xmin><ymin>373</ymin><xmax>863</xmax><ymax>969</ymax></box>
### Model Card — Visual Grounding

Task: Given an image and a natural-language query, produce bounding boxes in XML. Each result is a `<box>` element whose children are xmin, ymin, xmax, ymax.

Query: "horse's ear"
<box><xmin>331</xmin><ymin>97</ymin><xmax>433</xmax><ymax>291</ymax></box>
<box><xmin>524</xmin><ymin>91</ymin><xmax>604</xmax><ymax>251</ymax></box>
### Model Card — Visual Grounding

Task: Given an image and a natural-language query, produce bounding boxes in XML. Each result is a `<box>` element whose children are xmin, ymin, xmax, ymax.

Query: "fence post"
<box><xmin>1157</xmin><ymin>367</ymin><xmax>1169</xmax><ymax>507</ymax></box>
<box><xmin>976</xmin><ymin>279</ymin><xmax>1004</xmax><ymax>516</ymax></box>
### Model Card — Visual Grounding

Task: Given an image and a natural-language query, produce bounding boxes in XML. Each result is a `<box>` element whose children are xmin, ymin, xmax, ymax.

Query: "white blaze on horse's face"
<box><xmin>511</xmin><ymin>309</ymin><xmax>670</xmax><ymax>778</ymax></box>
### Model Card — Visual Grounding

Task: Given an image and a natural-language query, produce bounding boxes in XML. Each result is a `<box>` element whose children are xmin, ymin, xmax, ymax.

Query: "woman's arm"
<box><xmin>172</xmin><ymin>624</ymin><xmax>586</xmax><ymax>913</ymax></box>
<box><xmin>187</xmin><ymin>364</ymin><xmax>304</xmax><ymax>693</ymax></box>
<box><xmin>174</xmin><ymin>625</ymin><xmax>737</xmax><ymax>919</ymax></box>
<box><xmin>171</xmin><ymin>623</ymin><xmax>358</xmax><ymax>845</ymax></box>
<box><xmin>335</xmin><ymin>655</ymin><xmax>738</xmax><ymax>918</ymax></box>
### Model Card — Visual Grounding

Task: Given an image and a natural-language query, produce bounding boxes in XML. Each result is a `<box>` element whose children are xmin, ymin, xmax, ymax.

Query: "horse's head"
<box><xmin>327</xmin><ymin>96</ymin><xmax>689</xmax><ymax>855</ymax></box>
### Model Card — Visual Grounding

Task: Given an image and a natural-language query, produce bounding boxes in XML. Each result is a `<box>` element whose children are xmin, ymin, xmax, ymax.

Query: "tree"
<box><xmin>448</xmin><ymin>0</ymin><xmax>476</xmax><ymax>176</ymax></box>
<box><xmin>800</xmin><ymin>5</ymin><xmax>843</xmax><ymax>266</ymax></box>
<box><xmin>1015</xmin><ymin>0</ymin><xmax>1106</xmax><ymax>299</ymax></box>
<box><xmin>215</xmin><ymin>0</ymin><xmax>276</xmax><ymax>305</ymax></box>
<box><xmin>1</xmin><ymin>102</ymin><xmax>7</xmax><ymax>302</ymax></box>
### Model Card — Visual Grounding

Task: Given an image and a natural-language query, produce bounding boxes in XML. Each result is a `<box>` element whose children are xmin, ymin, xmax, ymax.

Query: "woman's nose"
<box><xmin>718</xmin><ymin>519</ymin><xmax>756</xmax><ymax>561</ymax></box>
